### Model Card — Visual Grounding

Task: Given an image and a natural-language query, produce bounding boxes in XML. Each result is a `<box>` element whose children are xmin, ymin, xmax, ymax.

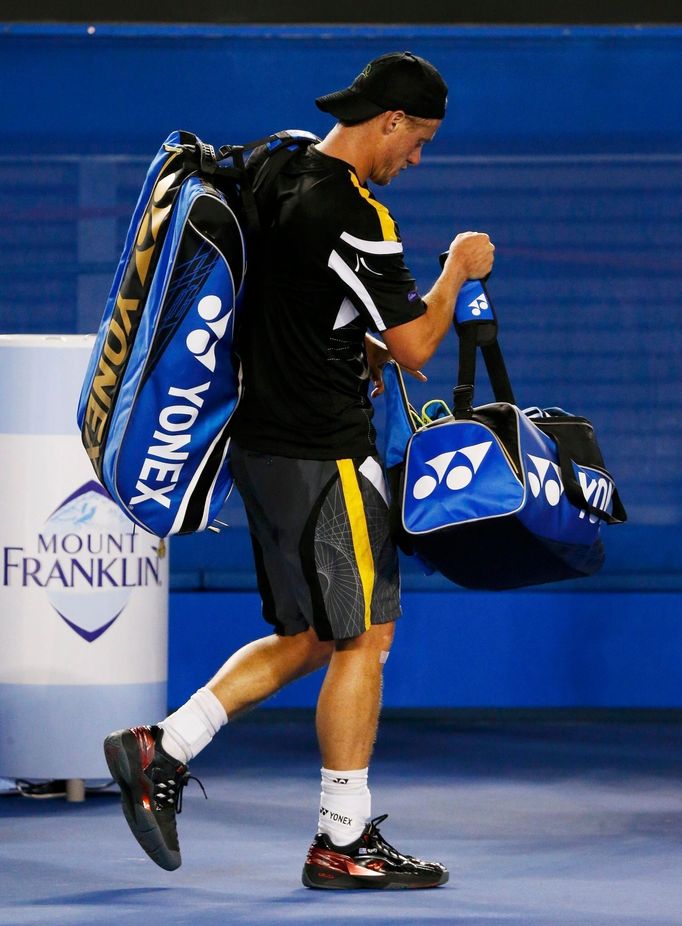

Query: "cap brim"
<box><xmin>315</xmin><ymin>89</ymin><xmax>385</xmax><ymax>122</ymax></box>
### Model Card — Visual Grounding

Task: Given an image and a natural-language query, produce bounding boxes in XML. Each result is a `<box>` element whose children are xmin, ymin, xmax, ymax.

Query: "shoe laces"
<box><xmin>365</xmin><ymin>814</ymin><xmax>426</xmax><ymax>867</ymax></box>
<box><xmin>153</xmin><ymin>765</ymin><xmax>207</xmax><ymax>814</ymax></box>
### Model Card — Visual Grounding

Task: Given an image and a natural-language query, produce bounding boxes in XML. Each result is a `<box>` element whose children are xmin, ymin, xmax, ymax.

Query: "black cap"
<box><xmin>315</xmin><ymin>51</ymin><xmax>448</xmax><ymax>123</ymax></box>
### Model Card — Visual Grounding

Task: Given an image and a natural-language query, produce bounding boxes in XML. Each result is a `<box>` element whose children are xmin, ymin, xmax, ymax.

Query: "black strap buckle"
<box><xmin>453</xmin><ymin>384</ymin><xmax>474</xmax><ymax>419</ymax></box>
<box><xmin>198</xmin><ymin>142</ymin><xmax>218</xmax><ymax>174</ymax></box>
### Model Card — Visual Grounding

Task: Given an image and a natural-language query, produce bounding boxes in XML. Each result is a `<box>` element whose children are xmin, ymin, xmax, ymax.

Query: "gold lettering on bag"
<box><xmin>103</xmin><ymin>319</ymin><xmax>128</xmax><ymax>366</ymax></box>
<box><xmin>92</xmin><ymin>355</ymin><xmax>117</xmax><ymax>408</ymax></box>
<box><xmin>81</xmin><ymin>151</ymin><xmax>183</xmax><ymax>477</ymax></box>
<box><xmin>116</xmin><ymin>295</ymin><xmax>139</xmax><ymax>336</ymax></box>
<box><xmin>150</xmin><ymin>202</ymin><xmax>172</xmax><ymax>238</ymax></box>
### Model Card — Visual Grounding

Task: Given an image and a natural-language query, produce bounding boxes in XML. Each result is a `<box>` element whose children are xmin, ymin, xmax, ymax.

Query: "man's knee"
<box><xmin>334</xmin><ymin>620</ymin><xmax>395</xmax><ymax>654</ymax></box>
<box><xmin>295</xmin><ymin>627</ymin><xmax>334</xmax><ymax>670</ymax></box>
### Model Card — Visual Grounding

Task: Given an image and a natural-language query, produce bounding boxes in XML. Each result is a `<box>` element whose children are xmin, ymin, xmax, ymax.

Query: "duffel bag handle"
<box><xmin>439</xmin><ymin>254</ymin><xmax>515</xmax><ymax>416</ymax></box>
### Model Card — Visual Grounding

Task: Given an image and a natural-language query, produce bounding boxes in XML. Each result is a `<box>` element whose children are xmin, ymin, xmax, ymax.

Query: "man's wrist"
<box><xmin>439</xmin><ymin>254</ymin><xmax>468</xmax><ymax>298</ymax></box>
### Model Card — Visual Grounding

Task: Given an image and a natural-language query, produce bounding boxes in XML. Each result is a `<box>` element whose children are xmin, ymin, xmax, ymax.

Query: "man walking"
<box><xmin>104</xmin><ymin>50</ymin><xmax>494</xmax><ymax>890</ymax></box>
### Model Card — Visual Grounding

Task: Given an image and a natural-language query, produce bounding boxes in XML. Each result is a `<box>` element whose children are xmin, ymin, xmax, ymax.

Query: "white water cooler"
<box><xmin>0</xmin><ymin>335</ymin><xmax>168</xmax><ymax>788</ymax></box>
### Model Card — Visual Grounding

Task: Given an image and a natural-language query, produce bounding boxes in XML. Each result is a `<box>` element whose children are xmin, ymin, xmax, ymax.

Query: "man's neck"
<box><xmin>315</xmin><ymin>124</ymin><xmax>373</xmax><ymax>185</ymax></box>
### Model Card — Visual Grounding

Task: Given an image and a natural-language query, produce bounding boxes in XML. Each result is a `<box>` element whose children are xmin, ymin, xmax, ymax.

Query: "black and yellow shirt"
<box><xmin>230</xmin><ymin>145</ymin><xmax>427</xmax><ymax>459</ymax></box>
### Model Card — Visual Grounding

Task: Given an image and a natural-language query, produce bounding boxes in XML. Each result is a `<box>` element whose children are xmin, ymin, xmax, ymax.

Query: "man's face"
<box><xmin>369</xmin><ymin>115</ymin><xmax>441</xmax><ymax>186</ymax></box>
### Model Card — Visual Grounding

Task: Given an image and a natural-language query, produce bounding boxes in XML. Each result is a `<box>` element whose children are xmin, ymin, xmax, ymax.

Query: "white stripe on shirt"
<box><xmin>328</xmin><ymin>249</ymin><xmax>386</xmax><ymax>331</ymax></box>
<box><xmin>340</xmin><ymin>231</ymin><xmax>403</xmax><ymax>255</ymax></box>
<box><xmin>333</xmin><ymin>297</ymin><xmax>361</xmax><ymax>330</ymax></box>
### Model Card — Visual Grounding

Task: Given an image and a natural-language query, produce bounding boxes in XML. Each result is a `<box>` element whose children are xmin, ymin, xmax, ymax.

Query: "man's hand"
<box><xmin>447</xmin><ymin>231</ymin><xmax>495</xmax><ymax>280</ymax></box>
<box><xmin>381</xmin><ymin>231</ymin><xmax>495</xmax><ymax>371</ymax></box>
<box><xmin>365</xmin><ymin>333</ymin><xmax>427</xmax><ymax>398</ymax></box>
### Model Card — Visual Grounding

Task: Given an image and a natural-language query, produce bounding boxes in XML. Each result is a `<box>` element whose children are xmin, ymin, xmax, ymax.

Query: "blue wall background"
<box><xmin>1</xmin><ymin>24</ymin><xmax>681</xmax><ymax>707</ymax></box>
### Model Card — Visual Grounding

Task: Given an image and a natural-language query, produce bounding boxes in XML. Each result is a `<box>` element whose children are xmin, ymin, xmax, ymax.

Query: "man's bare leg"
<box><xmin>316</xmin><ymin>621</ymin><xmax>395</xmax><ymax>770</ymax></box>
<box><xmin>156</xmin><ymin>628</ymin><xmax>332</xmax><ymax>764</ymax></box>
<box><xmin>208</xmin><ymin>627</ymin><xmax>334</xmax><ymax>719</ymax></box>
<box><xmin>311</xmin><ymin>621</ymin><xmax>395</xmax><ymax>846</ymax></box>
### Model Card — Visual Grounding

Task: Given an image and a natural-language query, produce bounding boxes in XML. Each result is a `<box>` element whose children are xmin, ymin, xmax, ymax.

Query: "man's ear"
<box><xmin>383</xmin><ymin>110</ymin><xmax>407</xmax><ymax>134</ymax></box>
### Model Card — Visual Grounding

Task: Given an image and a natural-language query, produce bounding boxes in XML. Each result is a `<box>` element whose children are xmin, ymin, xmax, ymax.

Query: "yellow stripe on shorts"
<box><xmin>348</xmin><ymin>171</ymin><xmax>398</xmax><ymax>242</ymax></box>
<box><xmin>336</xmin><ymin>459</ymin><xmax>375</xmax><ymax>631</ymax></box>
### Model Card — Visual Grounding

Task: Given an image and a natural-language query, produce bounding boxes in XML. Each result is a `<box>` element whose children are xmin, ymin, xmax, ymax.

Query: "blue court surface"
<box><xmin>2</xmin><ymin>713</ymin><xmax>681</xmax><ymax>926</ymax></box>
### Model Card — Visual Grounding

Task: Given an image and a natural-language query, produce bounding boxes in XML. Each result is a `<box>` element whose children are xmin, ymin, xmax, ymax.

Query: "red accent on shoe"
<box><xmin>306</xmin><ymin>846</ymin><xmax>384</xmax><ymax>878</ymax></box>
<box><xmin>306</xmin><ymin>847</ymin><xmax>349</xmax><ymax>874</ymax></box>
<box><xmin>131</xmin><ymin>726</ymin><xmax>155</xmax><ymax>770</ymax></box>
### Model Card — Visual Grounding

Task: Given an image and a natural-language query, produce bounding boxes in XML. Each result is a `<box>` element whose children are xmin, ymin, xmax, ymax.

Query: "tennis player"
<box><xmin>104</xmin><ymin>50</ymin><xmax>494</xmax><ymax>890</ymax></box>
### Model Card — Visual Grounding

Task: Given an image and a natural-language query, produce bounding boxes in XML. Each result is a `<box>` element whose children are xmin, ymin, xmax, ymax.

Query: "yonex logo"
<box><xmin>319</xmin><ymin>806</ymin><xmax>352</xmax><ymax>825</ymax></box>
<box><xmin>528</xmin><ymin>455</ymin><xmax>614</xmax><ymax>522</ymax></box>
<box><xmin>412</xmin><ymin>442</ymin><xmax>492</xmax><ymax>499</ymax></box>
<box><xmin>129</xmin><ymin>381</ymin><xmax>210</xmax><ymax>510</ymax></box>
<box><xmin>185</xmin><ymin>294</ymin><xmax>232</xmax><ymax>372</ymax></box>
<box><xmin>527</xmin><ymin>454</ymin><xmax>563</xmax><ymax>506</ymax></box>
<box><xmin>468</xmin><ymin>293</ymin><xmax>489</xmax><ymax>316</ymax></box>
<box><xmin>130</xmin><ymin>293</ymin><xmax>230</xmax><ymax>512</ymax></box>
<box><xmin>577</xmin><ymin>470</ymin><xmax>614</xmax><ymax>523</ymax></box>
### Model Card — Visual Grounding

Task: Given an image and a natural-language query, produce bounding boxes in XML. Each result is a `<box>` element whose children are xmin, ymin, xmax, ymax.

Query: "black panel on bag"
<box><xmin>411</xmin><ymin>517</ymin><xmax>604</xmax><ymax>591</ymax></box>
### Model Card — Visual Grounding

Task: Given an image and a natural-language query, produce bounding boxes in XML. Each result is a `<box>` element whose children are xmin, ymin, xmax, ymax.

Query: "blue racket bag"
<box><xmin>382</xmin><ymin>276</ymin><xmax>626</xmax><ymax>590</ymax></box>
<box><xmin>77</xmin><ymin>129</ymin><xmax>317</xmax><ymax>536</ymax></box>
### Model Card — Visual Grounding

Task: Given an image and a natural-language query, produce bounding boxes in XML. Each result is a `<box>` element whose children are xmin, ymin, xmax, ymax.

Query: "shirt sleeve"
<box><xmin>326</xmin><ymin>178</ymin><xmax>428</xmax><ymax>332</ymax></box>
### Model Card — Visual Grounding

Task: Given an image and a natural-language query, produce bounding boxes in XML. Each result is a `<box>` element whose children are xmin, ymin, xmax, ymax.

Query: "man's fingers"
<box><xmin>370</xmin><ymin>364</ymin><xmax>425</xmax><ymax>396</ymax></box>
<box><xmin>449</xmin><ymin>230</ymin><xmax>495</xmax><ymax>279</ymax></box>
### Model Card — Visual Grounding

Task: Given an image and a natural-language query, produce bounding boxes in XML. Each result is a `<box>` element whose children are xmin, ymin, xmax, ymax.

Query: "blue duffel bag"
<box><xmin>77</xmin><ymin>129</ymin><xmax>317</xmax><ymax>537</ymax></box>
<box><xmin>381</xmin><ymin>276</ymin><xmax>627</xmax><ymax>590</ymax></box>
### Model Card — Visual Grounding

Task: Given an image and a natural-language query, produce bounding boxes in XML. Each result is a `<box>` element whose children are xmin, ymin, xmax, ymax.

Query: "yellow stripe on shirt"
<box><xmin>348</xmin><ymin>171</ymin><xmax>398</xmax><ymax>242</ymax></box>
<box><xmin>336</xmin><ymin>458</ymin><xmax>375</xmax><ymax>631</ymax></box>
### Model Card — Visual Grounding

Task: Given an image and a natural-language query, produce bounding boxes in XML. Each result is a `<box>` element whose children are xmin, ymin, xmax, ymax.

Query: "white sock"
<box><xmin>318</xmin><ymin>767</ymin><xmax>370</xmax><ymax>846</ymax></box>
<box><xmin>158</xmin><ymin>687</ymin><xmax>227</xmax><ymax>764</ymax></box>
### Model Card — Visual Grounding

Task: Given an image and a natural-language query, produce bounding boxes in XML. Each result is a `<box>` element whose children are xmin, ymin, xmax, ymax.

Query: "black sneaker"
<box><xmin>103</xmin><ymin>724</ymin><xmax>205</xmax><ymax>871</ymax></box>
<box><xmin>302</xmin><ymin>814</ymin><xmax>449</xmax><ymax>890</ymax></box>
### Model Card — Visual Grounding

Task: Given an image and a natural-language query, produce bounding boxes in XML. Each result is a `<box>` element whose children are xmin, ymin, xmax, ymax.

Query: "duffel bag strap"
<box><xmin>481</xmin><ymin>339</ymin><xmax>515</xmax><ymax>407</ymax></box>
<box><xmin>454</xmin><ymin>321</ymin><xmax>516</xmax><ymax>417</ymax></box>
<box><xmin>443</xmin><ymin>261</ymin><xmax>515</xmax><ymax>416</ymax></box>
<box><xmin>550</xmin><ymin>429</ymin><xmax>627</xmax><ymax>524</ymax></box>
<box><xmin>454</xmin><ymin>325</ymin><xmax>477</xmax><ymax>418</ymax></box>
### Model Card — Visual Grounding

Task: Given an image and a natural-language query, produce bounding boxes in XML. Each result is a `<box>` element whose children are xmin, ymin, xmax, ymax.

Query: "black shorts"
<box><xmin>230</xmin><ymin>444</ymin><xmax>401</xmax><ymax>641</ymax></box>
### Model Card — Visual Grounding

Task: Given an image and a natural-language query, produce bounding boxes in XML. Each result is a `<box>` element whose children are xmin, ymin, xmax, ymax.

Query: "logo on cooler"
<box><xmin>2</xmin><ymin>481</ymin><xmax>162</xmax><ymax>642</ymax></box>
